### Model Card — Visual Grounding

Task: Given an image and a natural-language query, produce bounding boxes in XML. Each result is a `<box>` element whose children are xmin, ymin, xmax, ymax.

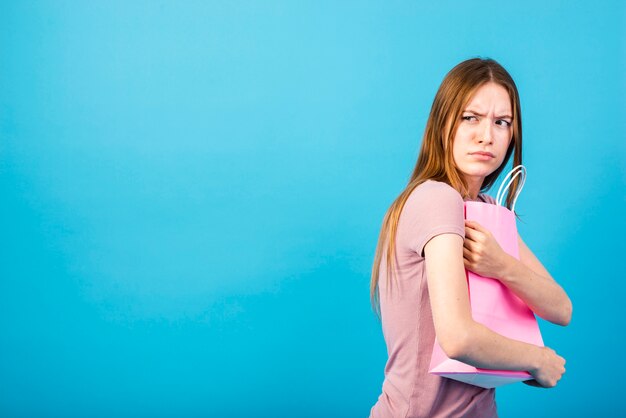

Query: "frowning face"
<box><xmin>452</xmin><ymin>82</ymin><xmax>514</xmax><ymax>187</ymax></box>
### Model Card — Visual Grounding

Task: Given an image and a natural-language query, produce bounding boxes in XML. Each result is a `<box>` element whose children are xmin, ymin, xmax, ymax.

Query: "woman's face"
<box><xmin>452</xmin><ymin>81</ymin><xmax>513</xmax><ymax>186</ymax></box>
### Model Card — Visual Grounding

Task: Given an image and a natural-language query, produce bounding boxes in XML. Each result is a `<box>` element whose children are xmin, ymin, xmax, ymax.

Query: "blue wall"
<box><xmin>1</xmin><ymin>1</ymin><xmax>624</xmax><ymax>417</ymax></box>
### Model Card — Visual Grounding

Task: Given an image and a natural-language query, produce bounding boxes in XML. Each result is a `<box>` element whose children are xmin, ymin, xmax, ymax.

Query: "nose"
<box><xmin>477</xmin><ymin>119</ymin><xmax>494</xmax><ymax>144</ymax></box>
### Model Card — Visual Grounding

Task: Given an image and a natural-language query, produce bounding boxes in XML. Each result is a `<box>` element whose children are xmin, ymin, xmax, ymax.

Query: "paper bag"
<box><xmin>428</xmin><ymin>165</ymin><xmax>544</xmax><ymax>388</ymax></box>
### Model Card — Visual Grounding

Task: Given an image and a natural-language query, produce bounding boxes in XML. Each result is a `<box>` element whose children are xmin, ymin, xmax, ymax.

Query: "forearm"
<box><xmin>500</xmin><ymin>254</ymin><xmax>572</xmax><ymax>326</ymax></box>
<box><xmin>452</xmin><ymin>321</ymin><xmax>543</xmax><ymax>372</ymax></box>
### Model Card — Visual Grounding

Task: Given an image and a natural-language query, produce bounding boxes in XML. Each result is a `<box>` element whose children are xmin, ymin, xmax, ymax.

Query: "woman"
<box><xmin>369</xmin><ymin>58</ymin><xmax>572</xmax><ymax>418</ymax></box>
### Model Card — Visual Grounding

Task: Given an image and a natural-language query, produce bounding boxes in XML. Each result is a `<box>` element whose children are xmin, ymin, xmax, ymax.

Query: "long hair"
<box><xmin>370</xmin><ymin>57</ymin><xmax>523</xmax><ymax>317</ymax></box>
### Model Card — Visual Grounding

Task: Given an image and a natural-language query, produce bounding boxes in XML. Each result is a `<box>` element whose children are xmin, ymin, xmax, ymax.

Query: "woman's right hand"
<box><xmin>526</xmin><ymin>346</ymin><xmax>566</xmax><ymax>388</ymax></box>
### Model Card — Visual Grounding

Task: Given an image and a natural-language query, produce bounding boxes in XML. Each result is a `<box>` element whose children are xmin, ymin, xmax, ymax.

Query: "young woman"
<box><xmin>369</xmin><ymin>58</ymin><xmax>572</xmax><ymax>418</ymax></box>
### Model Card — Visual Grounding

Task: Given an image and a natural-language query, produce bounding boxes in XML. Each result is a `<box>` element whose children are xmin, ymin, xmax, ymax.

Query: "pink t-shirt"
<box><xmin>369</xmin><ymin>180</ymin><xmax>499</xmax><ymax>418</ymax></box>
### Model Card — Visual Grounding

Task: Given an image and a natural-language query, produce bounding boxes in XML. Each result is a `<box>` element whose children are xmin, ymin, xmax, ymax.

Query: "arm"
<box><xmin>498</xmin><ymin>234</ymin><xmax>573</xmax><ymax>326</ymax></box>
<box><xmin>463</xmin><ymin>220</ymin><xmax>572</xmax><ymax>326</ymax></box>
<box><xmin>425</xmin><ymin>233</ymin><xmax>565</xmax><ymax>387</ymax></box>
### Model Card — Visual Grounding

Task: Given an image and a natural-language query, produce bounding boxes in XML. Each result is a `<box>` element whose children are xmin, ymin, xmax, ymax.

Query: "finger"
<box><xmin>464</xmin><ymin>227</ymin><xmax>479</xmax><ymax>243</ymax></box>
<box><xmin>464</xmin><ymin>220</ymin><xmax>481</xmax><ymax>230</ymax></box>
<box><xmin>466</xmin><ymin>220</ymin><xmax>487</xmax><ymax>232</ymax></box>
<box><xmin>463</xmin><ymin>248</ymin><xmax>472</xmax><ymax>261</ymax></box>
<box><xmin>463</xmin><ymin>240</ymin><xmax>477</xmax><ymax>253</ymax></box>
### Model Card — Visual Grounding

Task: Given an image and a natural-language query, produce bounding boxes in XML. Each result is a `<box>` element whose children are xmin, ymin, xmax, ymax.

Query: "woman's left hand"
<box><xmin>463</xmin><ymin>220</ymin><xmax>511</xmax><ymax>279</ymax></box>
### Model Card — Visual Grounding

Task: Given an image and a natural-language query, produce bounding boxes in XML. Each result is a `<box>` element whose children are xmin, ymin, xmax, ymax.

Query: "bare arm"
<box><xmin>425</xmin><ymin>233</ymin><xmax>566</xmax><ymax>387</ymax></box>
<box><xmin>498</xmin><ymin>234</ymin><xmax>573</xmax><ymax>326</ymax></box>
<box><xmin>463</xmin><ymin>222</ymin><xmax>572</xmax><ymax>326</ymax></box>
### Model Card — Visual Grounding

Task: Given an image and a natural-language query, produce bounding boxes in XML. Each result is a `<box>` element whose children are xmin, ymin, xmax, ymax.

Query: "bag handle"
<box><xmin>496</xmin><ymin>164</ymin><xmax>527</xmax><ymax>212</ymax></box>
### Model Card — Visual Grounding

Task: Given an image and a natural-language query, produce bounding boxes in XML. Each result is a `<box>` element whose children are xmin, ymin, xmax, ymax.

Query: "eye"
<box><xmin>496</xmin><ymin>119</ymin><xmax>512</xmax><ymax>127</ymax></box>
<box><xmin>462</xmin><ymin>115</ymin><xmax>477</xmax><ymax>122</ymax></box>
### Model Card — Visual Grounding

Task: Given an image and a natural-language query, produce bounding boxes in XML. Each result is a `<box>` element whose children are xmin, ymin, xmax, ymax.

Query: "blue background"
<box><xmin>1</xmin><ymin>1</ymin><xmax>624</xmax><ymax>417</ymax></box>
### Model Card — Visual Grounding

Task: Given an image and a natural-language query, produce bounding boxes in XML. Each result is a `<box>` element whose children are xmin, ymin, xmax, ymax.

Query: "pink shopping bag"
<box><xmin>428</xmin><ymin>166</ymin><xmax>544</xmax><ymax>388</ymax></box>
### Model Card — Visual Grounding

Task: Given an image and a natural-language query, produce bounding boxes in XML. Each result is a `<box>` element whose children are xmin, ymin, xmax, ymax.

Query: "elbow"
<box><xmin>439</xmin><ymin>328</ymin><xmax>472</xmax><ymax>361</ymax></box>
<box><xmin>557</xmin><ymin>299</ymin><xmax>573</xmax><ymax>327</ymax></box>
<box><xmin>547</xmin><ymin>297</ymin><xmax>572</xmax><ymax>326</ymax></box>
<box><xmin>540</xmin><ymin>293</ymin><xmax>573</xmax><ymax>326</ymax></box>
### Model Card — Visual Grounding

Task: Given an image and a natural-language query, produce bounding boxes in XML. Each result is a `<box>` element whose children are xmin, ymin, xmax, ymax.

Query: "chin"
<box><xmin>462</xmin><ymin>166</ymin><xmax>493</xmax><ymax>176</ymax></box>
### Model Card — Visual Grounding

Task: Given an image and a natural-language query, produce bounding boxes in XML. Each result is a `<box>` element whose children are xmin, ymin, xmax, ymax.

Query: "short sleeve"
<box><xmin>399</xmin><ymin>180</ymin><xmax>466</xmax><ymax>257</ymax></box>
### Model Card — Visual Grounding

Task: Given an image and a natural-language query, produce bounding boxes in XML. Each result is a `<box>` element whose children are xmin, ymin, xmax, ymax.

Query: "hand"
<box><xmin>527</xmin><ymin>346</ymin><xmax>566</xmax><ymax>388</ymax></box>
<box><xmin>463</xmin><ymin>220</ymin><xmax>510</xmax><ymax>279</ymax></box>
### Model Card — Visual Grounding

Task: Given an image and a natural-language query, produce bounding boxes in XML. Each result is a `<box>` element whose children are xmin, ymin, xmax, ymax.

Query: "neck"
<box><xmin>465</xmin><ymin>177</ymin><xmax>484</xmax><ymax>200</ymax></box>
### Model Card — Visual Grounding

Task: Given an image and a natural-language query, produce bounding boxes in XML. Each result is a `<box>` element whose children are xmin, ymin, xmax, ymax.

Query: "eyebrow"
<box><xmin>464</xmin><ymin>109</ymin><xmax>513</xmax><ymax>119</ymax></box>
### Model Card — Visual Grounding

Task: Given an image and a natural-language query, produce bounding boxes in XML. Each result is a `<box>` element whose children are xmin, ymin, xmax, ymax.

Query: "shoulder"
<box><xmin>402</xmin><ymin>180</ymin><xmax>464</xmax><ymax>221</ymax></box>
<box><xmin>407</xmin><ymin>180</ymin><xmax>464</xmax><ymax>207</ymax></box>
<box><xmin>400</xmin><ymin>180</ymin><xmax>465</xmax><ymax>255</ymax></box>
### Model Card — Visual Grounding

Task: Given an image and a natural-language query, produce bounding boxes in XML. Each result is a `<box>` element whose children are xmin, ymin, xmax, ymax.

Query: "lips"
<box><xmin>470</xmin><ymin>151</ymin><xmax>495</xmax><ymax>158</ymax></box>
